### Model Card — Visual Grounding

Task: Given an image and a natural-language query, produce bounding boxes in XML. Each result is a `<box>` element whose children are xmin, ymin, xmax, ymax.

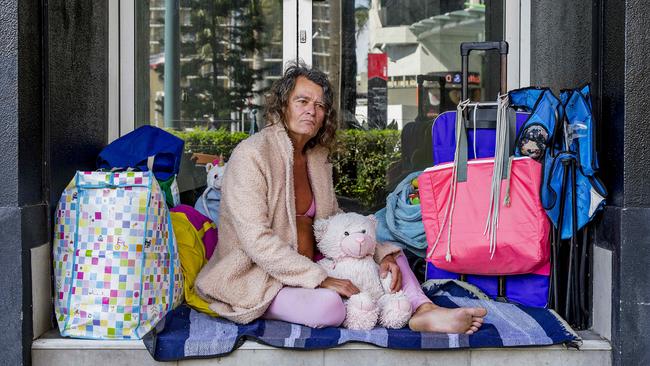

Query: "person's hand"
<box><xmin>379</xmin><ymin>254</ymin><xmax>402</xmax><ymax>293</ymax></box>
<box><xmin>319</xmin><ymin>276</ymin><xmax>360</xmax><ymax>298</ymax></box>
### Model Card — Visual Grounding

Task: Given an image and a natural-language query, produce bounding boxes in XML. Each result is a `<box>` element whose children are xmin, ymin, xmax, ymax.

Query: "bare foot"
<box><xmin>408</xmin><ymin>303</ymin><xmax>487</xmax><ymax>334</ymax></box>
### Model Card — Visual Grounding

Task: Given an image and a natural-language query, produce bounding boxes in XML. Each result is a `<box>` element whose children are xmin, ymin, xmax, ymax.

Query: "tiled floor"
<box><xmin>32</xmin><ymin>330</ymin><xmax>611</xmax><ymax>366</ymax></box>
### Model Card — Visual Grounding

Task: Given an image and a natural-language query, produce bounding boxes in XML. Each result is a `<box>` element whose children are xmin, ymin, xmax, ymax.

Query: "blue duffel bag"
<box><xmin>96</xmin><ymin>125</ymin><xmax>184</xmax><ymax>207</ymax></box>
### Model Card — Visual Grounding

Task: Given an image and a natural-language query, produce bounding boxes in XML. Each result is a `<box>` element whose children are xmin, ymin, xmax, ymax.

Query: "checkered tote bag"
<box><xmin>53</xmin><ymin>171</ymin><xmax>183</xmax><ymax>339</ymax></box>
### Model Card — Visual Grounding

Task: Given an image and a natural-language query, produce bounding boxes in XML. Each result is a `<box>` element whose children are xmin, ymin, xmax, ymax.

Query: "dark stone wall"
<box><xmin>530</xmin><ymin>0</ymin><xmax>593</xmax><ymax>90</ymax></box>
<box><xmin>589</xmin><ymin>3</ymin><xmax>624</xmax><ymax>324</ymax></box>
<box><xmin>0</xmin><ymin>0</ymin><xmax>45</xmax><ymax>364</ymax></box>
<box><xmin>18</xmin><ymin>0</ymin><xmax>45</xmax><ymax>207</ymax></box>
<box><xmin>0</xmin><ymin>0</ymin><xmax>108</xmax><ymax>364</ymax></box>
<box><xmin>483</xmin><ymin>0</ymin><xmax>504</xmax><ymax>99</ymax></box>
<box><xmin>0</xmin><ymin>0</ymin><xmax>20</xmax><ymax>207</ymax></box>
<box><xmin>0</xmin><ymin>207</ymin><xmax>26</xmax><ymax>365</ymax></box>
<box><xmin>623</xmin><ymin>0</ymin><xmax>650</xmax><ymax>209</ymax></box>
<box><xmin>597</xmin><ymin>0</ymin><xmax>624</xmax><ymax>208</ymax></box>
<box><xmin>594</xmin><ymin>1</ymin><xmax>650</xmax><ymax>364</ymax></box>
<box><xmin>530</xmin><ymin>1</ymin><xmax>650</xmax><ymax>365</ymax></box>
<box><xmin>617</xmin><ymin>208</ymin><xmax>650</xmax><ymax>366</ymax></box>
<box><xmin>616</xmin><ymin>2</ymin><xmax>650</xmax><ymax>365</ymax></box>
<box><xmin>48</xmin><ymin>0</ymin><xmax>108</xmax><ymax>206</ymax></box>
<box><xmin>532</xmin><ymin>1</ymin><xmax>650</xmax><ymax>365</ymax></box>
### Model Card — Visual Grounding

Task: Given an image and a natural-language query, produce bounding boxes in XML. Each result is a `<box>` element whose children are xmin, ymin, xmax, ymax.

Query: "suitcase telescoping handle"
<box><xmin>459</xmin><ymin>41</ymin><xmax>510</xmax><ymax>302</ymax></box>
<box><xmin>460</xmin><ymin>41</ymin><xmax>509</xmax><ymax>101</ymax></box>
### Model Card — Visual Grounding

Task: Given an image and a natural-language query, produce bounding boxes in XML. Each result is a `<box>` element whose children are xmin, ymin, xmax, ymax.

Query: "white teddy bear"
<box><xmin>194</xmin><ymin>158</ymin><xmax>227</xmax><ymax>225</ymax></box>
<box><xmin>204</xmin><ymin>159</ymin><xmax>226</xmax><ymax>190</ymax></box>
<box><xmin>314</xmin><ymin>212</ymin><xmax>412</xmax><ymax>330</ymax></box>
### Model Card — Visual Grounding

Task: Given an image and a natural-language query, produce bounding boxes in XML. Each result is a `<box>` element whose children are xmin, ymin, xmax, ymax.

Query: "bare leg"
<box><xmin>394</xmin><ymin>252</ymin><xmax>487</xmax><ymax>334</ymax></box>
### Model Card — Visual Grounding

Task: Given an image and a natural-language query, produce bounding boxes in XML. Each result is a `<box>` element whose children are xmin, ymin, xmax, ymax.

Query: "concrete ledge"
<box><xmin>33</xmin><ymin>329</ymin><xmax>611</xmax><ymax>366</ymax></box>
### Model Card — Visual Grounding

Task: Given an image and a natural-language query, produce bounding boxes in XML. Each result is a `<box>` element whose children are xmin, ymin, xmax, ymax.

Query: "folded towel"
<box><xmin>375</xmin><ymin>171</ymin><xmax>427</xmax><ymax>257</ymax></box>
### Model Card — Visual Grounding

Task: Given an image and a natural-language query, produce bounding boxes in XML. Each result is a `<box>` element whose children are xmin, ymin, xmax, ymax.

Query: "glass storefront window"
<box><xmin>131</xmin><ymin>1</ymin><xmax>286</xmax><ymax>203</ymax></box>
<box><xmin>136</xmin><ymin>0</ymin><xmax>283</xmax><ymax>132</ymax></box>
<box><xmin>133</xmin><ymin>0</ymin><xmax>503</xmax><ymax>211</ymax></box>
<box><xmin>312</xmin><ymin>0</ymin><xmax>503</xmax><ymax>212</ymax></box>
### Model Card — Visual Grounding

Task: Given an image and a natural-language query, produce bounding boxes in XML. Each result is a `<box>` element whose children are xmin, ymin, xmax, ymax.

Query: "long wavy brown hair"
<box><xmin>264</xmin><ymin>61</ymin><xmax>338</xmax><ymax>151</ymax></box>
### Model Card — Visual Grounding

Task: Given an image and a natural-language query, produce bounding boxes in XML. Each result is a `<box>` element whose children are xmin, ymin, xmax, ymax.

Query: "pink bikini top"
<box><xmin>296</xmin><ymin>197</ymin><xmax>316</xmax><ymax>218</ymax></box>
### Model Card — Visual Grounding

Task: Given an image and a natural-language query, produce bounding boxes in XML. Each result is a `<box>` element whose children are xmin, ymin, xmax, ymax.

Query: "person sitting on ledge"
<box><xmin>195</xmin><ymin>61</ymin><xmax>487</xmax><ymax>333</ymax></box>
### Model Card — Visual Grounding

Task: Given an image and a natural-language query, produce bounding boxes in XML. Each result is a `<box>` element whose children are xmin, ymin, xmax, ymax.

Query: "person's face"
<box><xmin>284</xmin><ymin>76</ymin><xmax>327</xmax><ymax>142</ymax></box>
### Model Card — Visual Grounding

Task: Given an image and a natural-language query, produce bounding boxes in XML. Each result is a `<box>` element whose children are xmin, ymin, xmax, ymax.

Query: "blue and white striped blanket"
<box><xmin>144</xmin><ymin>281</ymin><xmax>580</xmax><ymax>361</ymax></box>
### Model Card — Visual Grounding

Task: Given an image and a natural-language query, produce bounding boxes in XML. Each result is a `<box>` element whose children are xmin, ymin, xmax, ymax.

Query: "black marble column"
<box><xmin>531</xmin><ymin>0</ymin><xmax>650</xmax><ymax>365</ymax></box>
<box><xmin>0</xmin><ymin>1</ymin><xmax>109</xmax><ymax>364</ymax></box>
<box><xmin>0</xmin><ymin>0</ymin><xmax>46</xmax><ymax>364</ymax></box>
<box><xmin>600</xmin><ymin>1</ymin><xmax>650</xmax><ymax>365</ymax></box>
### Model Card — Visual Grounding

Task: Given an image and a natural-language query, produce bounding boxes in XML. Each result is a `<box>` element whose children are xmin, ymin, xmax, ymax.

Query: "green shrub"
<box><xmin>169</xmin><ymin>128</ymin><xmax>249</xmax><ymax>157</ymax></box>
<box><xmin>171</xmin><ymin>128</ymin><xmax>401</xmax><ymax>210</ymax></box>
<box><xmin>332</xmin><ymin>129</ymin><xmax>401</xmax><ymax>209</ymax></box>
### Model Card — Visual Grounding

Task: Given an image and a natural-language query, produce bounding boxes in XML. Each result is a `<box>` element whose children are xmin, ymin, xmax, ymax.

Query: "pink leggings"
<box><xmin>262</xmin><ymin>252</ymin><xmax>432</xmax><ymax>328</ymax></box>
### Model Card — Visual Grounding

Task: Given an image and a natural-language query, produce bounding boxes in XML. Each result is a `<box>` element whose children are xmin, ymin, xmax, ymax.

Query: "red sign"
<box><xmin>368</xmin><ymin>53</ymin><xmax>388</xmax><ymax>81</ymax></box>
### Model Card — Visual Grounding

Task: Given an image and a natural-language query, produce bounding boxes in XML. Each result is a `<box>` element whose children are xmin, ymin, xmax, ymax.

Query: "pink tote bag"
<box><xmin>419</xmin><ymin>156</ymin><xmax>551</xmax><ymax>276</ymax></box>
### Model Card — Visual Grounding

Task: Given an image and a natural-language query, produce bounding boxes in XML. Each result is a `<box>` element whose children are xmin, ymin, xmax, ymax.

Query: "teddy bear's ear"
<box><xmin>366</xmin><ymin>214</ymin><xmax>378</xmax><ymax>226</ymax></box>
<box><xmin>313</xmin><ymin>218</ymin><xmax>329</xmax><ymax>242</ymax></box>
<box><xmin>205</xmin><ymin>163</ymin><xmax>214</xmax><ymax>172</ymax></box>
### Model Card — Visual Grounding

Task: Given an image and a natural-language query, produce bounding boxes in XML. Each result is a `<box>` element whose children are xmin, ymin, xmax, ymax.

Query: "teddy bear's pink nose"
<box><xmin>341</xmin><ymin>233</ymin><xmax>376</xmax><ymax>258</ymax></box>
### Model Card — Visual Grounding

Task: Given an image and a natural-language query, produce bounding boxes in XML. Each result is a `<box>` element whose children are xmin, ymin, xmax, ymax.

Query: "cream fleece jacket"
<box><xmin>194</xmin><ymin>124</ymin><xmax>400</xmax><ymax>324</ymax></box>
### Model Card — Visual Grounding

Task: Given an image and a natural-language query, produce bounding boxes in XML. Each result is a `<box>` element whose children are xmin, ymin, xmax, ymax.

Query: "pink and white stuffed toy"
<box><xmin>314</xmin><ymin>212</ymin><xmax>412</xmax><ymax>330</ymax></box>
